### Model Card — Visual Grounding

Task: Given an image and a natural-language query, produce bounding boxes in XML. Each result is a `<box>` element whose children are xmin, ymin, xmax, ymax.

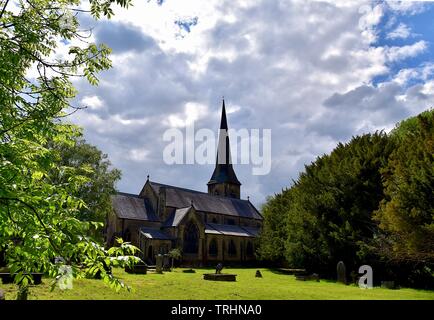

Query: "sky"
<box><xmin>63</xmin><ymin>0</ymin><xmax>434</xmax><ymax>207</ymax></box>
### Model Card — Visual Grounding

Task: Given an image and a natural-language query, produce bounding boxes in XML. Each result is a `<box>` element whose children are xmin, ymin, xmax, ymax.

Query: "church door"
<box><xmin>183</xmin><ymin>222</ymin><xmax>199</xmax><ymax>254</ymax></box>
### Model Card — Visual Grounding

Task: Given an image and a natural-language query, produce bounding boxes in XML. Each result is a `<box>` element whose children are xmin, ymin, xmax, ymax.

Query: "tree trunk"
<box><xmin>16</xmin><ymin>284</ymin><xmax>28</xmax><ymax>300</ymax></box>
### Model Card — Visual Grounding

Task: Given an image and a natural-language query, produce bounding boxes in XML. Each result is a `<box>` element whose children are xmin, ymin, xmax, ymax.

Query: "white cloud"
<box><xmin>165</xmin><ymin>102</ymin><xmax>208</xmax><ymax>128</ymax></box>
<box><xmin>128</xmin><ymin>148</ymin><xmax>150</xmax><ymax>162</ymax></box>
<box><xmin>81</xmin><ymin>95</ymin><xmax>104</xmax><ymax>110</ymax></box>
<box><xmin>386</xmin><ymin>41</ymin><xmax>427</xmax><ymax>62</ymax></box>
<box><xmin>387</xmin><ymin>23</ymin><xmax>411</xmax><ymax>39</ymax></box>
<box><xmin>68</xmin><ymin>1</ymin><xmax>434</xmax><ymax>206</ymax></box>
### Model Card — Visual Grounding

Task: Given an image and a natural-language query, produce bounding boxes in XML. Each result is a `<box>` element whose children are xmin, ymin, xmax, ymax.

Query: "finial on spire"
<box><xmin>146</xmin><ymin>174</ymin><xmax>150</xmax><ymax>181</ymax></box>
<box><xmin>247</xmin><ymin>195</ymin><xmax>250</xmax><ymax>201</ymax></box>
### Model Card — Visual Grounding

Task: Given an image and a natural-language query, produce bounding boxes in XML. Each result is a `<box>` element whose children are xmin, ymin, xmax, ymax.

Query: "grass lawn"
<box><xmin>1</xmin><ymin>268</ymin><xmax>433</xmax><ymax>300</ymax></box>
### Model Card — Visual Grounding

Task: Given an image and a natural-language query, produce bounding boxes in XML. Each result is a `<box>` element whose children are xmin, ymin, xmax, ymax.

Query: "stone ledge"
<box><xmin>203</xmin><ymin>273</ymin><xmax>237</xmax><ymax>281</ymax></box>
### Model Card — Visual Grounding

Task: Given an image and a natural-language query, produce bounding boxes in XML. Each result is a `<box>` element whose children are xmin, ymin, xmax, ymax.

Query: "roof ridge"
<box><xmin>116</xmin><ymin>191</ymin><xmax>140</xmax><ymax>198</ymax></box>
<box><xmin>150</xmin><ymin>180</ymin><xmax>250</xmax><ymax>202</ymax></box>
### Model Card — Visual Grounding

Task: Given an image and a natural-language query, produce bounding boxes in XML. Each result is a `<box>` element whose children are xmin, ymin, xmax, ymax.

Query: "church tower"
<box><xmin>207</xmin><ymin>99</ymin><xmax>241</xmax><ymax>198</ymax></box>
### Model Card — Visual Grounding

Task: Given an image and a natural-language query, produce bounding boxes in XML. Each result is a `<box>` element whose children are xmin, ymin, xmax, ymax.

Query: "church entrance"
<box><xmin>183</xmin><ymin>222</ymin><xmax>199</xmax><ymax>255</ymax></box>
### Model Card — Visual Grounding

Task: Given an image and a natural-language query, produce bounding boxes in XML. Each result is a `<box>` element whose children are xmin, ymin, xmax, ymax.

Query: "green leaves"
<box><xmin>0</xmin><ymin>0</ymin><xmax>138</xmax><ymax>299</ymax></box>
<box><xmin>374</xmin><ymin>110</ymin><xmax>434</xmax><ymax>262</ymax></box>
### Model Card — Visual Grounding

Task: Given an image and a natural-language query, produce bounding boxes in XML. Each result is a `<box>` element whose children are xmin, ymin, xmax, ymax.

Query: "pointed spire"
<box><xmin>207</xmin><ymin>99</ymin><xmax>241</xmax><ymax>192</ymax></box>
<box><xmin>220</xmin><ymin>98</ymin><xmax>228</xmax><ymax>130</ymax></box>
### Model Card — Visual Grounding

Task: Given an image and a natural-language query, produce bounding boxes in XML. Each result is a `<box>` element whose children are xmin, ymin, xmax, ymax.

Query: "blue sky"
<box><xmin>373</xmin><ymin>2</ymin><xmax>434</xmax><ymax>86</ymax></box>
<box><xmin>62</xmin><ymin>0</ymin><xmax>434</xmax><ymax>207</ymax></box>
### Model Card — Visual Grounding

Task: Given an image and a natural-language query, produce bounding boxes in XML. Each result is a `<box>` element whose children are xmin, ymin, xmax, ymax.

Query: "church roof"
<box><xmin>111</xmin><ymin>193</ymin><xmax>159</xmax><ymax>221</ymax></box>
<box><xmin>205</xmin><ymin>223</ymin><xmax>259</xmax><ymax>237</ymax></box>
<box><xmin>140</xmin><ymin>227</ymin><xmax>173</xmax><ymax>240</ymax></box>
<box><xmin>149</xmin><ymin>181</ymin><xmax>262</xmax><ymax>220</ymax></box>
<box><xmin>163</xmin><ymin>206</ymin><xmax>192</xmax><ymax>227</ymax></box>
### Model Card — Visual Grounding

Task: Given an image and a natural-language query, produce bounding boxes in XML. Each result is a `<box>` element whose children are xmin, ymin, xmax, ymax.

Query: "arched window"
<box><xmin>212</xmin><ymin>217</ymin><xmax>218</xmax><ymax>224</ymax></box>
<box><xmin>228</xmin><ymin>240</ymin><xmax>237</xmax><ymax>256</ymax></box>
<box><xmin>183</xmin><ymin>222</ymin><xmax>199</xmax><ymax>254</ymax></box>
<box><xmin>246</xmin><ymin>241</ymin><xmax>254</xmax><ymax>257</ymax></box>
<box><xmin>209</xmin><ymin>239</ymin><xmax>218</xmax><ymax>256</ymax></box>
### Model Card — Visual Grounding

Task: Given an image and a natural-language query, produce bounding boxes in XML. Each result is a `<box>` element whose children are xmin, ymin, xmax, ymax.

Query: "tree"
<box><xmin>50</xmin><ymin>135</ymin><xmax>121</xmax><ymax>223</ymax></box>
<box><xmin>257</xmin><ymin>191</ymin><xmax>291</xmax><ymax>263</ymax></box>
<box><xmin>274</xmin><ymin>133</ymin><xmax>393</xmax><ymax>274</ymax></box>
<box><xmin>374</xmin><ymin>110</ymin><xmax>434</xmax><ymax>262</ymax></box>
<box><xmin>0</xmin><ymin>0</ymin><xmax>140</xmax><ymax>298</ymax></box>
<box><xmin>168</xmin><ymin>248</ymin><xmax>182</xmax><ymax>269</ymax></box>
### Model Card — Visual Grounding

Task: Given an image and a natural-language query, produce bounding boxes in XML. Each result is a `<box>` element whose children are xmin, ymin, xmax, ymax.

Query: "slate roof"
<box><xmin>149</xmin><ymin>181</ymin><xmax>262</xmax><ymax>220</ymax></box>
<box><xmin>204</xmin><ymin>223</ymin><xmax>259</xmax><ymax>238</ymax></box>
<box><xmin>140</xmin><ymin>227</ymin><xmax>173</xmax><ymax>240</ymax></box>
<box><xmin>111</xmin><ymin>193</ymin><xmax>159</xmax><ymax>221</ymax></box>
<box><xmin>163</xmin><ymin>207</ymin><xmax>191</xmax><ymax>227</ymax></box>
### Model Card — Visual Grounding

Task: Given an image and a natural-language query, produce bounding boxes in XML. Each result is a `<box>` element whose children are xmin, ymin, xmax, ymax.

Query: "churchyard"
<box><xmin>1</xmin><ymin>268</ymin><xmax>433</xmax><ymax>300</ymax></box>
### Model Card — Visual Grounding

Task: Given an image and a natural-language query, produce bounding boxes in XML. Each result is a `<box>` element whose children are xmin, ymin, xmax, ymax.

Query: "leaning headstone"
<box><xmin>215</xmin><ymin>263</ymin><xmax>223</xmax><ymax>274</ymax></box>
<box><xmin>337</xmin><ymin>261</ymin><xmax>347</xmax><ymax>284</ymax></box>
<box><xmin>255</xmin><ymin>270</ymin><xmax>262</xmax><ymax>278</ymax></box>
<box><xmin>0</xmin><ymin>289</ymin><xmax>5</xmax><ymax>301</ymax></box>
<box><xmin>155</xmin><ymin>254</ymin><xmax>163</xmax><ymax>274</ymax></box>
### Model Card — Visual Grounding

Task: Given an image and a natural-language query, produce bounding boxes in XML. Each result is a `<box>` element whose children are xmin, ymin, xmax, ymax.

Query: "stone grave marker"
<box><xmin>156</xmin><ymin>254</ymin><xmax>163</xmax><ymax>274</ymax></box>
<box><xmin>337</xmin><ymin>261</ymin><xmax>347</xmax><ymax>284</ymax></box>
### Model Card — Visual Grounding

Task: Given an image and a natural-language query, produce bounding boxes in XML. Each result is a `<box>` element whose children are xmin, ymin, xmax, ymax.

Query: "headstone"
<box><xmin>337</xmin><ymin>261</ymin><xmax>347</xmax><ymax>284</ymax></box>
<box><xmin>163</xmin><ymin>254</ymin><xmax>171</xmax><ymax>271</ymax></box>
<box><xmin>255</xmin><ymin>270</ymin><xmax>262</xmax><ymax>278</ymax></box>
<box><xmin>215</xmin><ymin>263</ymin><xmax>223</xmax><ymax>274</ymax></box>
<box><xmin>381</xmin><ymin>281</ymin><xmax>396</xmax><ymax>289</ymax></box>
<box><xmin>155</xmin><ymin>254</ymin><xmax>163</xmax><ymax>274</ymax></box>
<box><xmin>0</xmin><ymin>289</ymin><xmax>5</xmax><ymax>301</ymax></box>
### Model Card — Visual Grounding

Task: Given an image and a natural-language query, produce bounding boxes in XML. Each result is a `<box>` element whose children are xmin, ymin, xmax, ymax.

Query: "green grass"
<box><xmin>1</xmin><ymin>268</ymin><xmax>433</xmax><ymax>300</ymax></box>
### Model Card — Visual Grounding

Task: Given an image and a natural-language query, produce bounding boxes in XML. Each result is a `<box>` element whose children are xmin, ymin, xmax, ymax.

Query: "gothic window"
<box><xmin>246</xmin><ymin>241</ymin><xmax>254</xmax><ymax>257</ymax></box>
<box><xmin>228</xmin><ymin>240</ymin><xmax>237</xmax><ymax>256</ymax></box>
<box><xmin>183</xmin><ymin>222</ymin><xmax>199</xmax><ymax>254</ymax></box>
<box><xmin>209</xmin><ymin>239</ymin><xmax>218</xmax><ymax>256</ymax></box>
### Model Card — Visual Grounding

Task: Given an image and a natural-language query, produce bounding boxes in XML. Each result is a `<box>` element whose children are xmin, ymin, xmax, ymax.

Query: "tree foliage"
<box><xmin>0</xmin><ymin>0</ymin><xmax>139</xmax><ymax>295</ymax></box>
<box><xmin>50</xmin><ymin>135</ymin><xmax>121</xmax><ymax>224</ymax></box>
<box><xmin>374</xmin><ymin>110</ymin><xmax>434</xmax><ymax>262</ymax></box>
<box><xmin>258</xmin><ymin>110</ymin><xmax>433</xmax><ymax>287</ymax></box>
<box><xmin>257</xmin><ymin>192</ymin><xmax>291</xmax><ymax>263</ymax></box>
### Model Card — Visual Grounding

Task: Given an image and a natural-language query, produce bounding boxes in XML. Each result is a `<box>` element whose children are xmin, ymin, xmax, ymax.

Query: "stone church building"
<box><xmin>105</xmin><ymin>101</ymin><xmax>263</xmax><ymax>265</ymax></box>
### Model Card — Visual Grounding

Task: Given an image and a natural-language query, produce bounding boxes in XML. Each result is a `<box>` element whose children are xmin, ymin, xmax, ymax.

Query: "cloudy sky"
<box><xmin>66</xmin><ymin>0</ymin><xmax>434</xmax><ymax>207</ymax></box>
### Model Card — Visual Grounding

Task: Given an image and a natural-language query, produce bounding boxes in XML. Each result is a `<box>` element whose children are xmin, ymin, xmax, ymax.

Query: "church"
<box><xmin>105</xmin><ymin>100</ymin><xmax>263</xmax><ymax>266</ymax></box>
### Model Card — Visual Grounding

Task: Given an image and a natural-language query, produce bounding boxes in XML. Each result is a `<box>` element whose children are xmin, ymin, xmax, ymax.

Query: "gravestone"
<box><xmin>255</xmin><ymin>270</ymin><xmax>262</xmax><ymax>278</ymax></box>
<box><xmin>215</xmin><ymin>263</ymin><xmax>223</xmax><ymax>274</ymax></box>
<box><xmin>337</xmin><ymin>261</ymin><xmax>347</xmax><ymax>284</ymax></box>
<box><xmin>0</xmin><ymin>289</ymin><xmax>4</xmax><ymax>301</ymax></box>
<box><xmin>381</xmin><ymin>281</ymin><xmax>396</xmax><ymax>289</ymax></box>
<box><xmin>155</xmin><ymin>254</ymin><xmax>163</xmax><ymax>274</ymax></box>
<box><xmin>163</xmin><ymin>254</ymin><xmax>171</xmax><ymax>271</ymax></box>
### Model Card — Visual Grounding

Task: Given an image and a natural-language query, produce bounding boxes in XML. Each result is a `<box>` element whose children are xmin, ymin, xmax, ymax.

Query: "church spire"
<box><xmin>220</xmin><ymin>98</ymin><xmax>228</xmax><ymax>130</ymax></box>
<box><xmin>207</xmin><ymin>99</ymin><xmax>241</xmax><ymax>198</ymax></box>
